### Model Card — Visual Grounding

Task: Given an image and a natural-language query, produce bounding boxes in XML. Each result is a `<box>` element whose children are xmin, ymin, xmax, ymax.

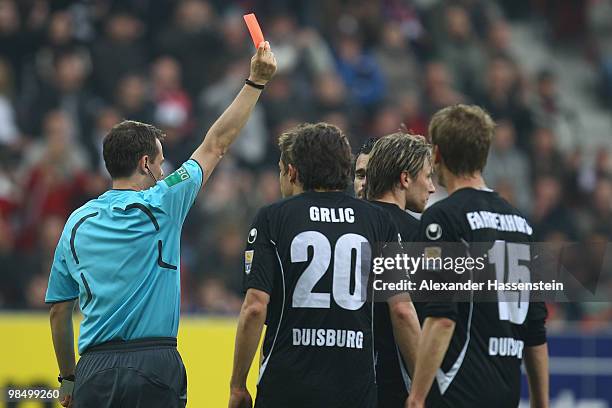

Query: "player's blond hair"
<box><xmin>366</xmin><ymin>132</ymin><xmax>432</xmax><ymax>200</ymax></box>
<box><xmin>278</xmin><ymin>129</ymin><xmax>298</xmax><ymax>173</ymax></box>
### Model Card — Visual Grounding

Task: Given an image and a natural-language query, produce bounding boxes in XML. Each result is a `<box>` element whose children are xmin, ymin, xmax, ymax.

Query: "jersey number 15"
<box><xmin>488</xmin><ymin>241</ymin><xmax>530</xmax><ymax>325</ymax></box>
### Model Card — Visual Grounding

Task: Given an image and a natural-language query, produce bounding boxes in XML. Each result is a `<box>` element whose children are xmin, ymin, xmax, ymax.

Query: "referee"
<box><xmin>45</xmin><ymin>43</ymin><xmax>276</xmax><ymax>408</ymax></box>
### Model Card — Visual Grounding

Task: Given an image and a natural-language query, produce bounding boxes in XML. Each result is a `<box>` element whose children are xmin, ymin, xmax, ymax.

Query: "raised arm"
<box><xmin>191</xmin><ymin>41</ymin><xmax>276</xmax><ymax>186</ymax></box>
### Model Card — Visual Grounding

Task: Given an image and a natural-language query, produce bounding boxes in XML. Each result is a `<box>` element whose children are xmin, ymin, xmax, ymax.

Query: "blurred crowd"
<box><xmin>0</xmin><ymin>0</ymin><xmax>610</xmax><ymax>327</ymax></box>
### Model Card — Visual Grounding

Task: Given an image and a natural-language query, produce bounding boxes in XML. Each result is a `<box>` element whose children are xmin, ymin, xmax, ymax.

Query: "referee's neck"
<box><xmin>112</xmin><ymin>177</ymin><xmax>146</xmax><ymax>191</ymax></box>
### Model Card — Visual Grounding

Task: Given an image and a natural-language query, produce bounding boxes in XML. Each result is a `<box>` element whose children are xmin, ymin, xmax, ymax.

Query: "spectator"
<box><xmin>92</xmin><ymin>12</ymin><xmax>146</xmax><ymax>101</ymax></box>
<box><xmin>484</xmin><ymin>120</ymin><xmax>531</xmax><ymax>212</ymax></box>
<box><xmin>577</xmin><ymin>177</ymin><xmax>612</xmax><ymax>239</ymax></box>
<box><xmin>34</xmin><ymin>10</ymin><xmax>84</xmax><ymax>81</ymax></box>
<box><xmin>151</xmin><ymin>55</ymin><xmax>194</xmax><ymax>165</ymax></box>
<box><xmin>529</xmin><ymin>127</ymin><xmax>566</xmax><ymax>180</ymax></box>
<box><xmin>18</xmin><ymin>110</ymin><xmax>89</xmax><ymax>249</ymax></box>
<box><xmin>0</xmin><ymin>58</ymin><xmax>18</xmax><ymax>148</ymax></box>
<box><xmin>371</xmin><ymin>104</ymin><xmax>403</xmax><ymax>138</ymax></box>
<box><xmin>335</xmin><ymin>35</ymin><xmax>386</xmax><ymax>109</ymax></box>
<box><xmin>114</xmin><ymin>73</ymin><xmax>155</xmax><ymax>124</ymax></box>
<box><xmin>397</xmin><ymin>92</ymin><xmax>428</xmax><ymax>136</ymax></box>
<box><xmin>531</xmin><ymin>175</ymin><xmax>578</xmax><ymax>240</ymax></box>
<box><xmin>23</xmin><ymin>50</ymin><xmax>97</xmax><ymax>140</ymax></box>
<box><xmin>438</xmin><ymin>5</ymin><xmax>486</xmax><ymax>97</ymax></box>
<box><xmin>87</xmin><ymin>107</ymin><xmax>120</xmax><ymax>174</ymax></box>
<box><xmin>157</xmin><ymin>0</ymin><xmax>222</xmax><ymax>96</ymax></box>
<box><xmin>530</xmin><ymin>69</ymin><xmax>577</xmax><ymax>151</ymax></box>
<box><xmin>476</xmin><ymin>56</ymin><xmax>533</xmax><ymax>150</ymax></box>
<box><xmin>0</xmin><ymin>213</ymin><xmax>31</xmax><ymax>308</ymax></box>
<box><xmin>24</xmin><ymin>215</ymin><xmax>65</xmax><ymax>310</ymax></box>
<box><xmin>421</xmin><ymin>61</ymin><xmax>465</xmax><ymax>116</ymax></box>
<box><xmin>374</xmin><ymin>22</ymin><xmax>420</xmax><ymax>100</ymax></box>
<box><xmin>486</xmin><ymin>19</ymin><xmax>514</xmax><ymax>60</ymax></box>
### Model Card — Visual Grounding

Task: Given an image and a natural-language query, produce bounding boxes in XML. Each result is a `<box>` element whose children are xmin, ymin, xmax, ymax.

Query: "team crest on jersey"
<box><xmin>244</xmin><ymin>250</ymin><xmax>254</xmax><ymax>274</ymax></box>
<box><xmin>247</xmin><ymin>228</ymin><xmax>257</xmax><ymax>244</ymax></box>
<box><xmin>164</xmin><ymin>165</ymin><xmax>191</xmax><ymax>187</ymax></box>
<box><xmin>425</xmin><ymin>223</ymin><xmax>442</xmax><ymax>240</ymax></box>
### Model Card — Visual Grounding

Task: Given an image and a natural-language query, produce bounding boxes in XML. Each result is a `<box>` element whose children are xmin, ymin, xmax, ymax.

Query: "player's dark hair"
<box><xmin>103</xmin><ymin>120</ymin><xmax>165</xmax><ymax>179</ymax></box>
<box><xmin>357</xmin><ymin>137</ymin><xmax>377</xmax><ymax>156</ymax></box>
<box><xmin>354</xmin><ymin>137</ymin><xmax>378</xmax><ymax>172</ymax></box>
<box><xmin>290</xmin><ymin>122</ymin><xmax>352</xmax><ymax>191</ymax></box>
<box><xmin>428</xmin><ymin>104</ymin><xmax>495</xmax><ymax>176</ymax></box>
<box><xmin>366</xmin><ymin>133</ymin><xmax>432</xmax><ymax>200</ymax></box>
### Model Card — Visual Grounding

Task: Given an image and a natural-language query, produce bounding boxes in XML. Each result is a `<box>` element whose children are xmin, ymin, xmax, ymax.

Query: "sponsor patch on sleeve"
<box><xmin>244</xmin><ymin>250</ymin><xmax>254</xmax><ymax>275</ymax></box>
<box><xmin>423</xmin><ymin>246</ymin><xmax>442</xmax><ymax>271</ymax></box>
<box><xmin>164</xmin><ymin>165</ymin><xmax>191</xmax><ymax>187</ymax></box>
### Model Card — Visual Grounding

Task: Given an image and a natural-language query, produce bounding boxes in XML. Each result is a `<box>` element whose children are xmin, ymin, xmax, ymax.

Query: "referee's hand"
<box><xmin>59</xmin><ymin>394</ymin><xmax>73</xmax><ymax>408</ymax></box>
<box><xmin>228</xmin><ymin>387</ymin><xmax>252</xmax><ymax>408</ymax></box>
<box><xmin>248</xmin><ymin>41</ymin><xmax>276</xmax><ymax>86</ymax></box>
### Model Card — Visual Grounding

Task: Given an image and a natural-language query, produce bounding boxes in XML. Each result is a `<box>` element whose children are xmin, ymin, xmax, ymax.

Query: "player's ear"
<box><xmin>288</xmin><ymin>164</ymin><xmax>297</xmax><ymax>184</ymax></box>
<box><xmin>400</xmin><ymin>170</ymin><xmax>411</xmax><ymax>189</ymax></box>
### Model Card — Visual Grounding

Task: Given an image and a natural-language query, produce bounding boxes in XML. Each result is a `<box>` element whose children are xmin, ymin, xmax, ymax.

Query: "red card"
<box><xmin>243</xmin><ymin>13</ymin><xmax>265</xmax><ymax>49</ymax></box>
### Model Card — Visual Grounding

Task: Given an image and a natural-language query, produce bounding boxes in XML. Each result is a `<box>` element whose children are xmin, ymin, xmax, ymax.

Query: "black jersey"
<box><xmin>417</xmin><ymin>188</ymin><xmax>547</xmax><ymax>408</ymax></box>
<box><xmin>370</xmin><ymin>201</ymin><xmax>420</xmax><ymax>407</ymax></box>
<box><xmin>243</xmin><ymin>191</ymin><xmax>398</xmax><ymax>408</ymax></box>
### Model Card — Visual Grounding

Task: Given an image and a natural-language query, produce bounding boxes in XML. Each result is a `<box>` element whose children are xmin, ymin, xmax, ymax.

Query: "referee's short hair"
<box><xmin>366</xmin><ymin>132</ymin><xmax>432</xmax><ymax>200</ymax></box>
<box><xmin>103</xmin><ymin>120</ymin><xmax>166</xmax><ymax>179</ymax></box>
<box><xmin>289</xmin><ymin>122</ymin><xmax>352</xmax><ymax>191</ymax></box>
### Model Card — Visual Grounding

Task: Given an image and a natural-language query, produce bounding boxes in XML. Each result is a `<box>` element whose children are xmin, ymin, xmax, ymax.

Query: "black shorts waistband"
<box><xmin>83</xmin><ymin>337</ymin><xmax>177</xmax><ymax>354</ymax></box>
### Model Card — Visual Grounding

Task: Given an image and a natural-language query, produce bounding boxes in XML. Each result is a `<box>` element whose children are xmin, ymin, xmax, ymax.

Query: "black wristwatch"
<box><xmin>58</xmin><ymin>374</ymin><xmax>75</xmax><ymax>384</ymax></box>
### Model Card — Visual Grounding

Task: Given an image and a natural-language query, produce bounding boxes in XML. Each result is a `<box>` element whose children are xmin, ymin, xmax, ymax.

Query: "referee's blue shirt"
<box><xmin>45</xmin><ymin>159</ymin><xmax>203</xmax><ymax>354</ymax></box>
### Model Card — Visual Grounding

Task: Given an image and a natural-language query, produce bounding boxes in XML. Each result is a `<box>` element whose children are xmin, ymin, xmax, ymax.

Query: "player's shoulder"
<box><xmin>423</xmin><ymin>188</ymin><xmax>516</xmax><ymax>217</ymax></box>
<box><xmin>421</xmin><ymin>193</ymin><xmax>456</xmax><ymax>221</ymax></box>
<box><xmin>369</xmin><ymin>200</ymin><xmax>418</xmax><ymax>226</ymax></box>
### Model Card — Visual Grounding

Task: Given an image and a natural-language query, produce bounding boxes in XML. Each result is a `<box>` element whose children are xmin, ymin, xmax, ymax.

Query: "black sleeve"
<box><xmin>417</xmin><ymin>206</ymin><xmax>460</xmax><ymax>322</ymax></box>
<box><xmin>524</xmin><ymin>302</ymin><xmax>548</xmax><ymax>346</ymax></box>
<box><xmin>243</xmin><ymin>207</ymin><xmax>278</xmax><ymax>295</ymax></box>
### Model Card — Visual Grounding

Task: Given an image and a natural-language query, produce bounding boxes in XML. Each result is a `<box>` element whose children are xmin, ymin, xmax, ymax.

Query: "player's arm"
<box><xmin>408</xmin><ymin>316</ymin><xmax>455</xmax><ymax>408</ymax></box>
<box><xmin>229</xmin><ymin>288</ymin><xmax>269</xmax><ymax>408</ymax></box>
<box><xmin>388</xmin><ymin>293</ymin><xmax>421</xmax><ymax>375</ymax></box>
<box><xmin>191</xmin><ymin>42</ymin><xmax>276</xmax><ymax>187</ymax></box>
<box><xmin>524</xmin><ymin>302</ymin><xmax>549</xmax><ymax>408</ymax></box>
<box><xmin>524</xmin><ymin>343</ymin><xmax>549</xmax><ymax>408</ymax></box>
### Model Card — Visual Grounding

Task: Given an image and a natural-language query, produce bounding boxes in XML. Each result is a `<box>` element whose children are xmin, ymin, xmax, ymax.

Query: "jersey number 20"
<box><xmin>291</xmin><ymin>231</ymin><xmax>371</xmax><ymax>311</ymax></box>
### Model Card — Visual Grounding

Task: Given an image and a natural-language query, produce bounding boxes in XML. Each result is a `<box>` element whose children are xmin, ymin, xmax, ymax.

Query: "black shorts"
<box><xmin>377</xmin><ymin>381</ymin><xmax>408</xmax><ymax>408</ymax></box>
<box><xmin>73</xmin><ymin>337</ymin><xmax>187</xmax><ymax>408</ymax></box>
